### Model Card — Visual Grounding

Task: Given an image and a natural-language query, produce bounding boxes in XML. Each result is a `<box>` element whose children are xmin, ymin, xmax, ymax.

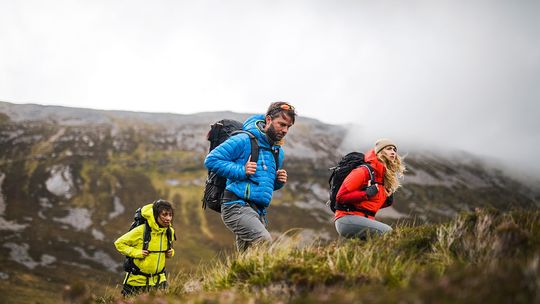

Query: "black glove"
<box><xmin>365</xmin><ymin>184</ymin><xmax>378</xmax><ymax>198</ymax></box>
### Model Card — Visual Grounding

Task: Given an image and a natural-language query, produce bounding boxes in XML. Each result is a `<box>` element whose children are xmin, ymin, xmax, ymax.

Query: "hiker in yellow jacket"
<box><xmin>114</xmin><ymin>200</ymin><xmax>175</xmax><ymax>297</ymax></box>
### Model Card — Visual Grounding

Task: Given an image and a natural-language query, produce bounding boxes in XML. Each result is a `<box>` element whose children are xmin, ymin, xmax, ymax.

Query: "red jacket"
<box><xmin>334</xmin><ymin>149</ymin><xmax>389</xmax><ymax>220</ymax></box>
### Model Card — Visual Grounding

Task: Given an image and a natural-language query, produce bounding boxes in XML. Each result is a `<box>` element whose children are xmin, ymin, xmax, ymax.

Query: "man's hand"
<box><xmin>245</xmin><ymin>156</ymin><xmax>257</xmax><ymax>176</ymax></box>
<box><xmin>277</xmin><ymin>169</ymin><xmax>287</xmax><ymax>183</ymax></box>
<box><xmin>141</xmin><ymin>249</ymin><xmax>149</xmax><ymax>257</ymax></box>
<box><xmin>165</xmin><ymin>249</ymin><xmax>173</xmax><ymax>258</ymax></box>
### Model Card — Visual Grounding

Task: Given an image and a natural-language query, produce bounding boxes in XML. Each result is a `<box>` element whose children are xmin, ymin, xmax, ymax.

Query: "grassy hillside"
<box><xmin>92</xmin><ymin>208</ymin><xmax>539</xmax><ymax>303</ymax></box>
<box><xmin>1</xmin><ymin>104</ymin><xmax>538</xmax><ymax>303</ymax></box>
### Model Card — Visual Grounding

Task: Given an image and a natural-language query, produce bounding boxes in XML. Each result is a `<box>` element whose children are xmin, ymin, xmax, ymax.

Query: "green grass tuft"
<box><xmin>94</xmin><ymin>208</ymin><xmax>540</xmax><ymax>303</ymax></box>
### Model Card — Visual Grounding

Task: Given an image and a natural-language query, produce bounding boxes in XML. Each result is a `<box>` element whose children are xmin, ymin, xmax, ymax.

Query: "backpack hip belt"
<box><xmin>125</xmin><ymin>268</ymin><xmax>166</xmax><ymax>288</ymax></box>
<box><xmin>222</xmin><ymin>189</ymin><xmax>243</xmax><ymax>203</ymax></box>
<box><xmin>223</xmin><ymin>190</ymin><xmax>259</xmax><ymax>209</ymax></box>
<box><xmin>223</xmin><ymin>190</ymin><xmax>266</xmax><ymax>214</ymax></box>
<box><xmin>335</xmin><ymin>204</ymin><xmax>376</xmax><ymax>217</ymax></box>
<box><xmin>128</xmin><ymin>265</ymin><xmax>167</xmax><ymax>277</ymax></box>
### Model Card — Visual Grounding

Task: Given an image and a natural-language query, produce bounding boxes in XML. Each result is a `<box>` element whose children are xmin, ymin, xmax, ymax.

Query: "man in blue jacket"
<box><xmin>204</xmin><ymin>102</ymin><xmax>296</xmax><ymax>251</ymax></box>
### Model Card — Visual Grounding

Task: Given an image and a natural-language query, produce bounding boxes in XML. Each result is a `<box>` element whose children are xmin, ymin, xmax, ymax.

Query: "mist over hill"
<box><xmin>0</xmin><ymin>101</ymin><xmax>538</xmax><ymax>303</ymax></box>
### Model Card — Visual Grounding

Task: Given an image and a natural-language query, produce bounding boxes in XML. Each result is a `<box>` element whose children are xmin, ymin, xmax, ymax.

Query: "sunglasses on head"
<box><xmin>267</xmin><ymin>103</ymin><xmax>296</xmax><ymax>118</ymax></box>
<box><xmin>279</xmin><ymin>104</ymin><xmax>295</xmax><ymax>111</ymax></box>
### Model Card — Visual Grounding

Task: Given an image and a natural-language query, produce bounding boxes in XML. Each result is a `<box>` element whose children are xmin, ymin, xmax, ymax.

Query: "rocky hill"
<box><xmin>0</xmin><ymin>101</ymin><xmax>538</xmax><ymax>303</ymax></box>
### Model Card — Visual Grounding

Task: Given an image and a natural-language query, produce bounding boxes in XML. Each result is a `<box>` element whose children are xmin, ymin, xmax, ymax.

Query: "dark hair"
<box><xmin>153</xmin><ymin>199</ymin><xmax>174</xmax><ymax>220</ymax></box>
<box><xmin>266</xmin><ymin>101</ymin><xmax>296</xmax><ymax>124</ymax></box>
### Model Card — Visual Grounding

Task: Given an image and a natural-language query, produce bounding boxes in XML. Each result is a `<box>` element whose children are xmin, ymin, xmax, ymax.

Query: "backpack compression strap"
<box><xmin>209</xmin><ymin>122</ymin><xmax>222</xmax><ymax>152</ymax></box>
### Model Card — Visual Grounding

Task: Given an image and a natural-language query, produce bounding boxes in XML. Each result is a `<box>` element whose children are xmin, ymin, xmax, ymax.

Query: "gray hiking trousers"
<box><xmin>335</xmin><ymin>215</ymin><xmax>392</xmax><ymax>239</ymax></box>
<box><xmin>221</xmin><ymin>202</ymin><xmax>272</xmax><ymax>252</ymax></box>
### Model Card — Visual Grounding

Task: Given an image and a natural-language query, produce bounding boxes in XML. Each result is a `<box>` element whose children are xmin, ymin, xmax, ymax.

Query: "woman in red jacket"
<box><xmin>334</xmin><ymin>138</ymin><xmax>406</xmax><ymax>239</ymax></box>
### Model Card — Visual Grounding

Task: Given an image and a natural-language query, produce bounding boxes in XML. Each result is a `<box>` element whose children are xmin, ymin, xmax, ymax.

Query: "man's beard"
<box><xmin>266</xmin><ymin>124</ymin><xmax>282</xmax><ymax>143</ymax></box>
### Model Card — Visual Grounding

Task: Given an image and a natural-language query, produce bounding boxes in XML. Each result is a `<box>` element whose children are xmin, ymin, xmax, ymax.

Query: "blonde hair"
<box><xmin>377</xmin><ymin>152</ymin><xmax>406</xmax><ymax>195</ymax></box>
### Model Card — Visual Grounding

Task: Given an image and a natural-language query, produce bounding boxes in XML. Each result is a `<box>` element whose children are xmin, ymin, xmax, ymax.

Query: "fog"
<box><xmin>1</xmin><ymin>0</ymin><xmax>539</xmax><ymax>174</ymax></box>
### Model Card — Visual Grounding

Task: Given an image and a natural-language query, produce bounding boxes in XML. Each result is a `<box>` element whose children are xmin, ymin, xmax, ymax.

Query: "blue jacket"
<box><xmin>204</xmin><ymin>114</ymin><xmax>285</xmax><ymax>208</ymax></box>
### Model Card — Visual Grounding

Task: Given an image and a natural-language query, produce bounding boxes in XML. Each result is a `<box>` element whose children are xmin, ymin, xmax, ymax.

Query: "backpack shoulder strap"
<box><xmin>248</xmin><ymin>134</ymin><xmax>259</xmax><ymax>164</ymax></box>
<box><xmin>231</xmin><ymin>130</ymin><xmax>259</xmax><ymax>163</ymax></box>
<box><xmin>272</xmin><ymin>147</ymin><xmax>280</xmax><ymax>170</ymax></box>
<box><xmin>142</xmin><ymin>222</ymin><xmax>151</xmax><ymax>251</ymax></box>
<box><xmin>360</xmin><ymin>164</ymin><xmax>376</xmax><ymax>185</ymax></box>
<box><xmin>166</xmin><ymin>227</ymin><xmax>173</xmax><ymax>251</ymax></box>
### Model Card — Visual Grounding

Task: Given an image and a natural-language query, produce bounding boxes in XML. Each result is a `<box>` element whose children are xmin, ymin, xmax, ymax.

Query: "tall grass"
<box><xmin>99</xmin><ymin>208</ymin><xmax>540</xmax><ymax>303</ymax></box>
<box><xmin>191</xmin><ymin>223</ymin><xmax>437</xmax><ymax>294</ymax></box>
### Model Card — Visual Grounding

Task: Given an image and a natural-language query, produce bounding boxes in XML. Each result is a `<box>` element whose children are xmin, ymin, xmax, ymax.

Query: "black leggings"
<box><xmin>121</xmin><ymin>281</ymin><xmax>168</xmax><ymax>297</ymax></box>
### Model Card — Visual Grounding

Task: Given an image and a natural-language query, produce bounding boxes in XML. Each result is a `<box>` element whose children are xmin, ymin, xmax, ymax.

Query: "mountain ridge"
<box><xmin>0</xmin><ymin>100</ymin><xmax>329</xmax><ymax>126</ymax></box>
<box><xmin>0</xmin><ymin>101</ymin><xmax>538</xmax><ymax>302</ymax></box>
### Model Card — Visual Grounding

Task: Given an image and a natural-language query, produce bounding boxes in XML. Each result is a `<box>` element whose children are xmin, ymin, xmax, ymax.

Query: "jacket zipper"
<box><xmin>154</xmin><ymin>231</ymin><xmax>164</xmax><ymax>275</ymax></box>
<box><xmin>245</xmin><ymin>183</ymin><xmax>251</xmax><ymax>201</ymax></box>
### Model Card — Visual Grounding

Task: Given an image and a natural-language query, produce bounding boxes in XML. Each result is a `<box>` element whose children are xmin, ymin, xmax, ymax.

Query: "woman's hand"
<box><xmin>365</xmin><ymin>180</ymin><xmax>378</xmax><ymax>198</ymax></box>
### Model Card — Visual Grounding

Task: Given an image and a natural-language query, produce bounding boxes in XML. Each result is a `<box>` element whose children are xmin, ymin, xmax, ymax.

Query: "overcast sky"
<box><xmin>1</xmin><ymin>0</ymin><xmax>539</xmax><ymax>174</ymax></box>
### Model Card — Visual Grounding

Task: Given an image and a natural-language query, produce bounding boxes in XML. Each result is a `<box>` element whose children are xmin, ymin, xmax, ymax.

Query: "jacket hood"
<box><xmin>141</xmin><ymin>203</ymin><xmax>169</xmax><ymax>232</ymax></box>
<box><xmin>243</xmin><ymin>114</ymin><xmax>272</xmax><ymax>148</ymax></box>
<box><xmin>365</xmin><ymin>149</ymin><xmax>386</xmax><ymax>182</ymax></box>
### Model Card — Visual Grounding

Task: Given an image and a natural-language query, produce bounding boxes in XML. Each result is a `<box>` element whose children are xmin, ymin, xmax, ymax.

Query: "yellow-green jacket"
<box><xmin>114</xmin><ymin>203</ymin><xmax>175</xmax><ymax>286</ymax></box>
